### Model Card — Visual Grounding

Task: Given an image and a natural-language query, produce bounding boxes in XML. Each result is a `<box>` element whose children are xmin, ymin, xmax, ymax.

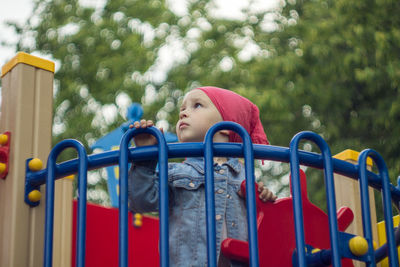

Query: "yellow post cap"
<box><xmin>63</xmin><ymin>174</ymin><xmax>75</xmax><ymax>180</ymax></box>
<box><xmin>334</xmin><ymin>149</ymin><xmax>373</xmax><ymax>166</ymax></box>
<box><xmin>29</xmin><ymin>158</ymin><xmax>43</xmax><ymax>171</ymax></box>
<box><xmin>349</xmin><ymin>236</ymin><xmax>369</xmax><ymax>256</ymax></box>
<box><xmin>1</xmin><ymin>52</ymin><xmax>55</xmax><ymax>77</ymax></box>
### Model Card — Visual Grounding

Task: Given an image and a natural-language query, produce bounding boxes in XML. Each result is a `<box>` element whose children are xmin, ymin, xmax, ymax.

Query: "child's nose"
<box><xmin>179</xmin><ymin>110</ymin><xmax>188</xmax><ymax>119</ymax></box>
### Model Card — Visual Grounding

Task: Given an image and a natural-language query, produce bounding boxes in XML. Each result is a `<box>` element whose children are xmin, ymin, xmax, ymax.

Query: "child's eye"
<box><xmin>194</xmin><ymin>103</ymin><xmax>202</xmax><ymax>108</ymax></box>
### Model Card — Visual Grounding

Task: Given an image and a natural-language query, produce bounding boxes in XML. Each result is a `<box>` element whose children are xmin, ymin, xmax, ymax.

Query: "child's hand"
<box><xmin>257</xmin><ymin>181</ymin><xmax>277</xmax><ymax>202</ymax></box>
<box><xmin>237</xmin><ymin>181</ymin><xmax>277</xmax><ymax>202</ymax></box>
<box><xmin>132</xmin><ymin>119</ymin><xmax>163</xmax><ymax>147</ymax></box>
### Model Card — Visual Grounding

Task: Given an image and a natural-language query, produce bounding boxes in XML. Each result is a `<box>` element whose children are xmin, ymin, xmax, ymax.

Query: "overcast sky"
<box><xmin>0</xmin><ymin>0</ymin><xmax>34</xmax><ymax>69</ymax></box>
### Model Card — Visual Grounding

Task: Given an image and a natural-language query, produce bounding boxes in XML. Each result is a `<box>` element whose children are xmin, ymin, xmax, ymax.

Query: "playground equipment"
<box><xmin>221</xmin><ymin>170</ymin><xmax>355</xmax><ymax>266</ymax></box>
<box><xmin>1</xmin><ymin>52</ymin><xmax>400</xmax><ymax>266</ymax></box>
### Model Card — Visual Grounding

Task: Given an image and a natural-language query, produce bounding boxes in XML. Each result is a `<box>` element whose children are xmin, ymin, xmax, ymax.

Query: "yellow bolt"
<box><xmin>134</xmin><ymin>213</ymin><xmax>143</xmax><ymax>220</ymax></box>
<box><xmin>29</xmin><ymin>158</ymin><xmax>43</xmax><ymax>171</ymax></box>
<box><xmin>28</xmin><ymin>190</ymin><xmax>42</xmax><ymax>202</ymax></box>
<box><xmin>0</xmin><ymin>163</ymin><xmax>6</xmax><ymax>174</ymax></box>
<box><xmin>133</xmin><ymin>213</ymin><xmax>143</xmax><ymax>227</ymax></box>
<box><xmin>349</xmin><ymin>236</ymin><xmax>369</xmax><ymax>256</ymax></box>
<box><xmin>312</xmin><ymin>248</ymin><xmax>321</xmax><ymax>254</ymax></box>
<box><xmin>134</xmin><ymin>219</ymin><xmax>143</xmax><ymax>227</ymax></box>
<box><xmin>0</xmin><ymin>134</ymin><xmax>8</xmax><ymax>145</ymax></box>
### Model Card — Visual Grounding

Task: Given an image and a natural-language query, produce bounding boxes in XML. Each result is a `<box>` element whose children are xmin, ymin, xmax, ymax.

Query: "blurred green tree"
<box><xmin>6</xmin><ymin>0</ymin><xmax>400</xmax><ymax>208</ymax></box>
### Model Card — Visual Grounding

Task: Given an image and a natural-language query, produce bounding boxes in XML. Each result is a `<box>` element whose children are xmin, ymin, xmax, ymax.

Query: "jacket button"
<box><xmin>215</xmin><ymin>214</ymin><xmax>222</xmax><ymax>220</ymax></box>
<box><xmin>216</xmin><ymin>189</ymin><xmax>224</xmax><ymax>194</ymax></box>
<box><xmin>218</xmin><ymin>169</ymin><xmax>225</xmax><ymax>174</ymax></box>
<box><xmin>189</xmin><ymin>182</ymin><xmax>195</xmax><ymax>188</ymax></box>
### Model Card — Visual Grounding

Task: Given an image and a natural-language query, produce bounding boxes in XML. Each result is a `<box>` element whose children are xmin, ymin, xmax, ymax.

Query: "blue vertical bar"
<box><xmin>204</xmin><ymin>136</ymin><xmax>218</xmax><ymax>267</ymax></box>
<box><xmin>290</xmin><ymin>131</ymin><xmax>341</xmax><ymax>267</ymax></box>
<box><xmin>43</xmin><ymin>140</ymin><xmax>88</xmax><ymax>267</ymax></box>
<box><xmin>119</xmin><ymin>127</ymin><xmax>168</xmax><ymax>267</ymax></box>
<box><xmin>289</xmin><ymin>135</ymin><xmax>308</xmax><ymax>267</ymax></box>
<box><xmin>241</xmin><ymin>129</ymin><xmax>259</xmax><ymax>267</ymax></box>
<box><xmin>156</xmin><ymin>131</ymin><xmax>169</xmax><ymax>267</ymax></box>
<box><xmin>76</xmin><ymin>147</ymin><xmax>88</xmax><ymax>267</ymax></box>
<box><xmin>357</xmin><ymin>151</ymin><xmax>377</xmax><ymax>267</ymax></box>
<box><xmin>204</xmin><ymin>122</ymin><xmax>259</xmax><ymax>267</ymax></box>
<box><xmin>359</xmin><ymin>150</ymin><xmax>399</xmax><ymax>267</ymax></box>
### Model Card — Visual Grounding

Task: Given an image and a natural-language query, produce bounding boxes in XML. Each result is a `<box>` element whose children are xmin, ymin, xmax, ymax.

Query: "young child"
<box><xmin>128</xmin><ymin>86</ymin><xmax>276</xmax><ymax>266</ymax></box>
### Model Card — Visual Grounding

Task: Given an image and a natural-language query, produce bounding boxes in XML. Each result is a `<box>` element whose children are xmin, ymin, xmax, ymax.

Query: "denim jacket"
<box><xmin>128</xmin><ymin>157</ymin><xmax>248</xmax><ymax>267</ymax></box>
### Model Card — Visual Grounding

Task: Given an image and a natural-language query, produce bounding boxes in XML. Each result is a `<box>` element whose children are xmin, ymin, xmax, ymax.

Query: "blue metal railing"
<box><xmin>119</xmin><ymin>126</ymin><xmax>169</xmax><ymax>267</ymax></box>
<box><xmin>204</xmin><ymin>122</ymin><xmax>259</xmax><ymax>267</ymax></box>
<box><xmin>289</xmin><ymin>131</ymin><xmax>341</xmax><ymax>267</ymax></box>
<box><xmin>24</xmin><ymin>122</ymin><xmax>400</xmax><ymax>266</ymax></box>
<box><xmin>358</xmin><ymin>149</ymin><xmax>399</xmax><ymax>267</ymax></box>
<box><xmin>42</xmin><ymin>139</ymin><xmax>88</xmax><ymax>267</ymax></box>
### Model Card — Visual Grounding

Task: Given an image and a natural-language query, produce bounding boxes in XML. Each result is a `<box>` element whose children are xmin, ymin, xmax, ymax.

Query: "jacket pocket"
<box><xmin>172</xmin><ymin>178</ymin><xmax>205</xmax><ymax>210</ymax></box>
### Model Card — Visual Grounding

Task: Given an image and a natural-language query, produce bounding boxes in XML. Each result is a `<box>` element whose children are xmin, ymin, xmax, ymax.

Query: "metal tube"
<box><xmin>204</xmin><ymin>122</ymin><xmax>259</xmax><ymax>267</ymax></box>
<box><xmin>118</xmin><ymin>126</ymin><xmax>169</xmax><ymax>267</ymax></box>
<box><xmin>290</xmin><ymin>131</ymin><xmax>341</xmax><ymax>267</ymax></box>
<box><xmin>360</xmin><ymin>150</ymin><xmax>399</xmax><ymax>267</ymax></box>
<box><xmin>43</xmin><ymin>139</ymin><xmax>87</xmax><ymax>267</ymax></box>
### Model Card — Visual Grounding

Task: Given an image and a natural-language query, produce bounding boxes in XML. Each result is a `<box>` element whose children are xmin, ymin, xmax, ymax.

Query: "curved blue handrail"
<box><xmin>24</xmin><ymin>124</ymin><xmax>400</xmax><ymax>267</ymax></box>
<box><xmin>43</xmin><ymin>139</ymin><xmax>88</xmax><ymax>267</ymax></box>
<box><xmin>204</xmin><ymin>122</ymin><xmax>259</xmax><ymax>267</ymax></box>
<box><xmin>118</xmin><ymin>126</ymin><xmax>169</xmax><ymax>267</ymax></box>
<box><xmin>289</xmin><ymin>131</ymin><xmax>341</xmax><ymax>267</ymax></box>
<box><xmin>25</xmin><ymin>144</ymin><xmax>400</xmax><ymax>202</ymax></box>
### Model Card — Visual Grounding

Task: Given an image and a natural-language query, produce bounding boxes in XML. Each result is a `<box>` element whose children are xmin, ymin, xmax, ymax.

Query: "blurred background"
<box><xmin>1</xmin><ymin>0</ymin><xmax>399</xmax><ymax>214</ymax></box>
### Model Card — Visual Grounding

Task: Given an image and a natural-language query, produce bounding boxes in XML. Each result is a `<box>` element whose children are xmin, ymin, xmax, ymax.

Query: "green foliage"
<box><xmin>8</xmin><ymin>0</ymin><xmax>400</xmax><ymax>208</ymax></box>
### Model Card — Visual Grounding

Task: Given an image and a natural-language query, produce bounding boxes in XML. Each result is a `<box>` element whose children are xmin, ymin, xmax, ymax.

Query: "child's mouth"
<box><xmin>179</xmin><ymin>122</ymin><xmax>188</xmax><ymax>129</ymax></box>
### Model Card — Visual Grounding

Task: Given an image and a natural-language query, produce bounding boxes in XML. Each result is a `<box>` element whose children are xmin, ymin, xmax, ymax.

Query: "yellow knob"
<box><xmin>349</xmin><ymin>236</ymin><xmax>369</xmax><ymax>256</ymax></box>
<box><xmin>28</xmin><ymin>190</ymin><xmax>42</xmax><ymax>202</ymax></box>
<box><xmin>0</xmin><ymin>134</ymin><xmax>8</xmax><ymax>145</ymax></box>
<box><xmin>0</xmin><ymin>163</ymin><xmax>6</xmax><ymax>174</ymax></box>
<box><xmin>134</xmin><ymin>213</ymin><xmax>143</xmax><ymax>220</ymax></box>
<box><xmin>134</xmin><ymin>219</ymin><xmax>143</xmax><ymax>227</ymax></box>
<box><xmin>29</xmin><ymin>158</ymin><xmax>43</xmax><ymax>171</ymax></box>
<box><xmin>312</xmin><ymin>248</ymin><xmax>321</xmax><ymax>254</ymax></box>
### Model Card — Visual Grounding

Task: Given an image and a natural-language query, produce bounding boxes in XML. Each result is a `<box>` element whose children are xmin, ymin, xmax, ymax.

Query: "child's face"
<box><xmin>176</xmin><ymin>90</ymin><xmax>226</xmax><ymax>143</ymax></box>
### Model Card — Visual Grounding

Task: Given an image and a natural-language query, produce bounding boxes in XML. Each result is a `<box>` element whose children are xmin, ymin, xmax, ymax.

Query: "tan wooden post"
<box><xmin>53</xmin><ymin>175</ymin><xmax>73</xmax><ymax>267</ymax></box>
<box><xmin>0</xmin><ymin>52</ymin><xmax>72</xmax><ymax>267</ymax></box>
<box><xmin>334</xmin><ymin>149</ymin><xmax>378</xmax><ymax>266</ymax></box>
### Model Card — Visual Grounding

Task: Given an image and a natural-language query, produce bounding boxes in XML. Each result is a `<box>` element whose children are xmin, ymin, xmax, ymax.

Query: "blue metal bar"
<box><xmin>290</xmin><ymin>131</ymin><xmax>341</xmax><ymax>267</ymax></box>
<box><xmin>204</xmin><ymin>132</ymin><xmax>218</xmax><ymax>267</ymax></box>
<box><xmin>25</xmin><ymin>144</ymin><xmax>400</xmax><ymax>202</ymax></box>
<box><xmin>118</xmin><ymin>126</ymin><xmax>169</xmax><ymax>267</ymax></box>
<box><xmin>204</xmin><ymin>122</ymin><xmax>259</xmax><ymax>267</ymax></box>
<box><xmin>359</xmin><ymin>150</ymin><xmax>399</xmax><ymax>267</ymax></box>
<box><xmin>357</xmin><ymin>151</ymin><xmax>377</xmax><ymax>266</ymax></box>
<box><xmin>43</xmin><ymin>139</ymin><xmax>87</xmax><ymax>267</ymax></box>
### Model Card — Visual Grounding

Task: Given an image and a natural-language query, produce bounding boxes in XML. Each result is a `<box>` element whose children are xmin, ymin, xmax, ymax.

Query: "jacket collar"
<box><xmin>184</xmin><ymin>157</ymin><xmax>242</xmax><ymax>174</ymax></box>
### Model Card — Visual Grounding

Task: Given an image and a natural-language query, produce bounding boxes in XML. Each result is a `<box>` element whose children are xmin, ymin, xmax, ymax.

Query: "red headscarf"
<box><xmin>196</xmin><ymin>86</ymin><xmax>269</xmax><ymax>145</ymax></box>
